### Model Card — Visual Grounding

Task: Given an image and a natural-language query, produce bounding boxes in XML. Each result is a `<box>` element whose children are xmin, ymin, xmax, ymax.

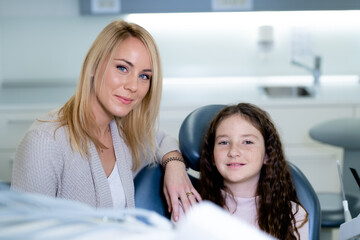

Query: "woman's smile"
<box><xmin>115</xmin><ymin>95</ymin><xmax>133</xmax><ymax>105</ymax></box>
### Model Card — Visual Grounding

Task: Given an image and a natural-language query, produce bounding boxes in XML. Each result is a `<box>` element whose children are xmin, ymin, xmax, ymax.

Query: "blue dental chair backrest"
<box><xmin>178</xmin><ymin>104</ymin><xmax>321</xmax><ymax>240</ymax></box>
<box><xmin>134</xmin><ymin>163</ymin><xmax>170</xmax><ymax>218</ymax></box>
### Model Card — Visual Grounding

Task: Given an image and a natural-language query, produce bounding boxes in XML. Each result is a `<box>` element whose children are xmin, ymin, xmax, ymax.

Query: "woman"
<box><xmin>11</xmin><ymin>20</ymin><xmax>200</xmax><ymax>220</ymax></box>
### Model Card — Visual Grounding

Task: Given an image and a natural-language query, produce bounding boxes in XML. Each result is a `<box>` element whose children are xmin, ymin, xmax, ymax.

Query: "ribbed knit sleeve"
<box><xmin>11</xmin><ymin>123</ymin><xmax>63</xmax><ymax>197</ymax></box>
<box><xmin>155</xmin><ymin>129</ymin><xmax>180</xmax><ymax>162</ymax></box>
<box><xmin>10</xmin><ymin>111</ymin><xmax>107</xmax><ymax>208</ymax></box>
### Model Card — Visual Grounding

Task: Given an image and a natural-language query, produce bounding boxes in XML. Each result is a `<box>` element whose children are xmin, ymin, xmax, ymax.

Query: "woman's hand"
<box><xmin>162</xmin><ymin>151</ymin><xmax>202</xmax><ymax>222</ymax></box>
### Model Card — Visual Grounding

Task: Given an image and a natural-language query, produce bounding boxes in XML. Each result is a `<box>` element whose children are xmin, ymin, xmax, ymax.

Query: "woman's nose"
<box><xmin>124</xmin><ymin>75</ymin><xmax>138</xmax><ymax>92</ymax></box>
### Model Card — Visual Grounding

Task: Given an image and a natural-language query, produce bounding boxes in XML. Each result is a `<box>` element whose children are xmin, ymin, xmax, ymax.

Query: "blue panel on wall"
<box><xmin>79</xmin><ymin>0</ymin><xmax>360</xmax><ymax>15</ymax></box>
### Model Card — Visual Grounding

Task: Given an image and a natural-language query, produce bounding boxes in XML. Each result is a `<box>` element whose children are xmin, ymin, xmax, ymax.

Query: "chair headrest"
<box><xmin>178</xmin><ymin>104</ymin><xmax>226</xmax><ymax>171</ymax></box>
<box><xmin>309</xmin><ymin>118</ymin><xmax>360</xmax><ymax>149</ymax></box>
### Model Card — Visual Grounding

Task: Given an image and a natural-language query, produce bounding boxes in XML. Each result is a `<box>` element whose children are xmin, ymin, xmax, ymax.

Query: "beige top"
<box><xmin>226</xmin><ymin>195</ymin><xmax>308</xmax><ymax>240</ymax></box>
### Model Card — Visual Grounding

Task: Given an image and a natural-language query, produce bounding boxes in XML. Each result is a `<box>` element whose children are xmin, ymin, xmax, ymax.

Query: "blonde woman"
<box><xmin>11</xmin><ymin>20</ymin><xmax>200</xmax><ymax>220</ymax></box>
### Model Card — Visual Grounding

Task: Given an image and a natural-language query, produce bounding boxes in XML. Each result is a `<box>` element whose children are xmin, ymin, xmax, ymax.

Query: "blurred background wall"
<box><xmin>0</xmin><ymin>0</ymin><xmax>359</xmax><ymax>84</ymax></box>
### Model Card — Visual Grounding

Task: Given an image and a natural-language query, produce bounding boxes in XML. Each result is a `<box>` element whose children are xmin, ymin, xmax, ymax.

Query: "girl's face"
<box><xmin>92</xmin><ymin>37</ymin><xmax>152</xmax><ymax>121</ymax></box>
<box><xmin>213</xmin><ymin>114</ymin><xmax>267</xmax><ymax>196</ymax></box>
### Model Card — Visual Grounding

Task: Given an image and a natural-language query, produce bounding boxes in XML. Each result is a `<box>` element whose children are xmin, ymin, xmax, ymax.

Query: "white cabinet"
<box><xmin>0</xmin><ymin>151</ymin><xmax>15</xmax><ymax>183</ymax></box>
<box><xmin>262</xmin><ymin>105</ymin><xmax>354</xmax><ymax>145</ymax></box>
<box><xmin>0</xmin><ymin>112</ymin><xmax>40</xmax><ymax>149</ymax></box>
<box><xmin>1</xmin><ymin>81</ymin><xmax>360</xmax><ymax>191</ymax></box>
<box><xmin>257</xmin><ymin>104</ymin><xmax>355</xmax><ymax>193</ymax></box>
<box><xmin>160</xmin><ymin>103</ymin><xmax>358</xmax><ymax>193</ymax></box>
<box><xmin>284</xmin><ymin>145</ymin><xmax>343</xmax><ymax>193</ymax></box>
<box><xmin>0</xmin><ymin>108</ymin><xmax>52</xmax><ymax>183</ymax></box>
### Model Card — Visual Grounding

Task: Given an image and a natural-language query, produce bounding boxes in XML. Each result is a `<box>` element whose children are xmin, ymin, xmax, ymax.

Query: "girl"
<box><xmin>199</xmin><ymin>103</ymin><xmax>308</xmax><ymax>239</ymax></box>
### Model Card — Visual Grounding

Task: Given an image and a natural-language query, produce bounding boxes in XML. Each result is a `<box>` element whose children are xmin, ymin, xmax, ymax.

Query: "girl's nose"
<box><xmin>228</xmin><ymin>144</ymin><xmax>241</xmax><ymax>158</ymax></box>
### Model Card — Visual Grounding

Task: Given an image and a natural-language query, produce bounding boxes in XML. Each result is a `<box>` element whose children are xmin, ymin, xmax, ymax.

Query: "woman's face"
<box><xmin>213</xmin><ymin>114</ymin><xmax>267</xmax><ymax>195</ymax></box>
<box><xmin>92</xmin><ymin>37</ymin><xmax>152</xmax><ymax>120</ymax></box>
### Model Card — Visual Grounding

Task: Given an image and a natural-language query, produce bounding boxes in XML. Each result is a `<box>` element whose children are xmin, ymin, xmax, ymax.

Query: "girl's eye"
<box><xmin>244</xmin><ymin>140</ymin><xmax>253</xmax><ymax>145</ymax></box>
<box><xmin>139</xmin><ymin>74</ymin><xmax>151</xmax><ymax>80</ymax></box>
<box><xmin>117</xmin><ymin>65</ymin><xmax>127</xmax><ymax>72</ymax></box>
<box><xmin>218</xmin><ymin>140</ymin><xmax>229</xmax><ymax>145</ymax></box>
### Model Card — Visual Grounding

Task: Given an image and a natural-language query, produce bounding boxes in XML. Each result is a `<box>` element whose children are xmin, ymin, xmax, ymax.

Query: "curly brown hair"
<box><xmin>199</xmin><ymin>103</ymin><xmax>308</xmax><ymax>240</ymax></box>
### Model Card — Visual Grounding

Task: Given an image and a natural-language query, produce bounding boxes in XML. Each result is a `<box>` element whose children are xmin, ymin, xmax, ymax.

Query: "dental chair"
<box><xmin>134</xmin><ymin>104</ymin><xmax>321</xmax><ymax>240</ymax></box>
<box><xmin>179</xmin><ymin>104</ymin><xmax>321</xmax><ymax>240</ymax></box>
<box><xmin>309</xmin><ymin>118</ymin><xmax>360</xmax><ymax>228</ymax></box>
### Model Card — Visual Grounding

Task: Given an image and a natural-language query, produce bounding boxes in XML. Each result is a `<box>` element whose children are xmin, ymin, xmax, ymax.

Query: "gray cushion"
<box><xmin>309</xmin><ymin>118</ymin><xmax>360</xmax><ymax>149</ymax></box>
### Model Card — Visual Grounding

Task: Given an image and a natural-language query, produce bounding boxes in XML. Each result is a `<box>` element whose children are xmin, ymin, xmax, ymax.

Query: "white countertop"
<box><xmin>0</xmin><ymin>75</ymin><xmax>359</xmax><ymax>111</ymax></box>
<box><xmin>160</xmin><ymin>75</ymin><xmax>360</xmax><ymax>109</ymax></box>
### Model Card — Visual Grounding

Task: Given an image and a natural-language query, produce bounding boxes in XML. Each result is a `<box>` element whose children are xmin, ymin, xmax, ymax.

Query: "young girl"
<box><xmin>198</xmin><ymin>103</ymin><xmax>308</xmax><ymax>239</ymax></box>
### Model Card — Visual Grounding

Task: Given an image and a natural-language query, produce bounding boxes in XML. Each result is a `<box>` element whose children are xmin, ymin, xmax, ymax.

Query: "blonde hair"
<box><xmin>57</xmin><ymin>20</ymin><xmax>162</xmax><ymax>170</ymax></box>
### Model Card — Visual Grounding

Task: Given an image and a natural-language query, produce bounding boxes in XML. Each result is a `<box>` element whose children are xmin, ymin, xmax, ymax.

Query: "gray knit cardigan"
<box><xmin>11</xmin><ymin>111</ymin><xmax>179</xmax><ymax>208</ymax></box>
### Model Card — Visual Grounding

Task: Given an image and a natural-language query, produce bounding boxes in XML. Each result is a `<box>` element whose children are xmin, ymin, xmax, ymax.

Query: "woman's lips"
<box><xmin>116</xmin><ymin>95</ymin><xmax>132</xmax><ymax>105</ymax></box>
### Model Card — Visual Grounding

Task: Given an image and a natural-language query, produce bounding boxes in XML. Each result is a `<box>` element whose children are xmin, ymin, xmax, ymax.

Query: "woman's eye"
<box><xmin>117</xmin><ymin>65</ymin><xmax>127</xmax><ymax>72</ymax></box>
<box><xmin>244</xmin><ymin>140</ymin><xmax>253</xmax><ymax>145</ymax></box>
<box><xmin>139</xmin><ymin>74</ymin><xmax>151</xmax><ymax>80</ymax></box>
